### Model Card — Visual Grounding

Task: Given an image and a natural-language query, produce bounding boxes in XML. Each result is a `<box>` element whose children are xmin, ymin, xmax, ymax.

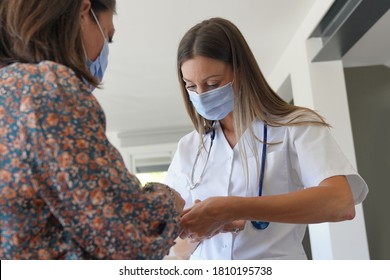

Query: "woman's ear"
<box><xmin>80</xmin><ymin>0</ymin><xmax>91</xmax><ymax>22</ymax></box>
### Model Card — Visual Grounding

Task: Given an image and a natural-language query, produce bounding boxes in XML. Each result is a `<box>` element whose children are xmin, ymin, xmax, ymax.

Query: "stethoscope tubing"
<box><xmin>251</xmin><ymin>124</ymin><xmax>269</xmax><ymax>230</ymax></box>
<box><xmin>190</xmin><ymin>123</ymin><xmax>270</xmax><ymax>230</ymax></box>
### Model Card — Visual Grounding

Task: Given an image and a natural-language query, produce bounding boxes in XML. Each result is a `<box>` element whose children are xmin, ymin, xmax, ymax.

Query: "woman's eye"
<box><xmin>186</xmin><ymin>85</ymin><xmax>196</xmax><ymax>90</ymax></box>
<box><xmin>207</xmin><ymin>84</ymin><xmax>218</xmax><ymax>89</ymax></box>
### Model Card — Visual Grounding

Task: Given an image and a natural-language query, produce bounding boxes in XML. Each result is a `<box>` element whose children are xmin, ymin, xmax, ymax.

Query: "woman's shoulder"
<box><xmin>176</xmin><ymin>129</ymin><xmax>201</xmax><ymax>148</ymax></box>
<box><xmin>4</xmin><ymin>61</ymin><xmax>87</xmax><ymax>94</ymax></box>
<box><xmin>254</xmin><ymin>111</ymin><xmax>330</xmax><ymax>144</ymax></box>
<box><xmin>3</xmin><ymin>60</ymin><xmax>73</xmax><ymax>75</ymax></box>
<box><xmin>36</xmin><ymin>60</ymin><xmax>76</xmax><ymax>76</ymax></box>
<box><xmin>3</xmin><ymin>61</ymin><xmax>81</xmax><ymax>85</ymax></box>
<box><xmin>273</xmin><ymin>108</ymin><xmax>327</xmax><ymax>125</ymax></box>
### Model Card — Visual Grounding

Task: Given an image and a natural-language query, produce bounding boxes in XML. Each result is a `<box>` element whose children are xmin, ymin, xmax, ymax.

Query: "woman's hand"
<box><xmin>171</xmin><ymin>188</ymin><xmax>185</xmax><ymax>213</ymax></box>
<box><xmin>179</xmin><ymin>197</ymin><xmax>236</xmax><ymax>238</ymax></box>
<box><xmin>171</xmin><ymin>237</ymin><xmax>200</xmax><ymax>260</ymax></box>
<box><xmin>143</xmin><ymin>183</ymin><xmax>185</xmax><ymax>214</ymax></box>
<box><xmin>220</xmin><ymin>220</ymin><xmax>246</xmax><ymax>234</ymax></box>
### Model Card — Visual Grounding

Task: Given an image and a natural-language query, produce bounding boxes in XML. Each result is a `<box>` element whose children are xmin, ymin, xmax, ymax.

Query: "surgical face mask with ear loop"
<box><xmin>84</xmin><ymin>9</ymin><xmax>109</xmax><ymax>83</ymax></box>
<box><xmin>187</xmin><ymin>82</ymin><xmax>234</xmax><ymax>120</ymax></box>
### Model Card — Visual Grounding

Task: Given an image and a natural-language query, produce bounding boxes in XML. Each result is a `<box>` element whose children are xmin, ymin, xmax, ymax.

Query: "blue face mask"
<box><xmin>85</xmin><ymin>9</ymin><xmax>109</xmax><ymax>83</ymax></box>
<box><xmin>187</xmin><ymin>82</ymin><xmax>234</xmax><ymax>120</ymax></box>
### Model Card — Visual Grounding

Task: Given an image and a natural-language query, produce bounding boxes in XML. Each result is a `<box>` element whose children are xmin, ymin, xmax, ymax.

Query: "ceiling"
<box><xmin>94</xmin><ymin>0</ymin><xmax>316</xmax><ymax>134</ymax></box>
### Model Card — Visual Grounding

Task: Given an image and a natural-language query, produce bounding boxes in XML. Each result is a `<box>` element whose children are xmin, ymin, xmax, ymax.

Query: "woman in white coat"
<box><xmin>164</xmin><ymin>17</ymin><xmax>368</xmax><ymax>260</ymax></box>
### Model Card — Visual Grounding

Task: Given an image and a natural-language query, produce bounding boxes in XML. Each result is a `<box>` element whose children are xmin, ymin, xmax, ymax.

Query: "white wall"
<box><xmin>268</xmin><ymin>0</ymin><xmax>369</xmax><ymax>259</ymax></box>
<box><xmin>344</xmin><ymin>65</ymin><xmax>390</xmax><ymax>259</ymax></box>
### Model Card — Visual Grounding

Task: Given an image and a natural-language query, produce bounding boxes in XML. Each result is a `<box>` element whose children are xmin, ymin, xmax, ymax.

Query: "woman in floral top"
<box><xmin>0</xmin><ymin>0</ymin><xmax>184</xmax><ymax>259</ymax></box>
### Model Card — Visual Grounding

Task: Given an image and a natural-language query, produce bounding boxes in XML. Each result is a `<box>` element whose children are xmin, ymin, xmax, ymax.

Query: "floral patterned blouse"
<box><xmin>0</xmin><ymin>61</ymin><xmax>180</xmax><ymax>259</ymax></box>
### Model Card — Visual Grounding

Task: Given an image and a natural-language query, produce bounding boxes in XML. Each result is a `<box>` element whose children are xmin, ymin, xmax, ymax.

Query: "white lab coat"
<box><xmin>164</xmin><ymin>120</ymin><xmax>368</xmax><ymax>260</ymax></box>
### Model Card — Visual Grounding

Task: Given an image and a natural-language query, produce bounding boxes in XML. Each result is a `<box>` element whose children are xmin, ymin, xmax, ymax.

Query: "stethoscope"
<box><xmin>189</xmin><ymin>123</ymin><xmax>270</xmax><ymax>230</ymax></box>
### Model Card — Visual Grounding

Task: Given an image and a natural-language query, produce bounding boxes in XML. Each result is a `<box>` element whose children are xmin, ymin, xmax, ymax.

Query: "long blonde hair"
<box><xmin>177</xmin><ymin>17</ymin><xmax>329</xmax><ymax>179</ymax></box>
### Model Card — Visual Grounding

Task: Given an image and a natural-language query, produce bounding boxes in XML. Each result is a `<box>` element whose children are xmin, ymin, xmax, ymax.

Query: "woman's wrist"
<box><xmin>220</xmin><ymin>196</ymin><xmax>243</xmax><ymax>222</ymax></box>
<box><xmin>144</xmin><ymin>182</ymin><xmax>175</xmax><ymax>203</ymax></box>
<box><xmin>164</xmin><ymin>185</ymin><xmax>176</xmax><ymax>203</ymax></box>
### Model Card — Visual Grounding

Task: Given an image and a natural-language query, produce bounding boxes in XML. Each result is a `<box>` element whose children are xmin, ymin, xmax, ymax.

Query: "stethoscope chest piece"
<box><xmin>251</xmin><ymin>221</ymin><xmax>270</xmax><ymax>230</ymax></box>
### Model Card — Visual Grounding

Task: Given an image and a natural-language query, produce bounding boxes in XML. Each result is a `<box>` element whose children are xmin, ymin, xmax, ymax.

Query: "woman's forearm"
<box><xmin>180</xmin><ymin>176</ymin><xmax>355</xmax><ymax>237</ymax></box>
<box><xmin>229</xmin><ymin>176</ymin><xmax>355</xmax><ymax>224</ymax></box>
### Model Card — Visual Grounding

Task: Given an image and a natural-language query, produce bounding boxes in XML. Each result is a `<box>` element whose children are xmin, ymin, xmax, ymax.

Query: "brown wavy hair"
<box><xmin>0</xmin><ymin>0</ymin><xmax>116</xmax><ymax>87</ymax></box>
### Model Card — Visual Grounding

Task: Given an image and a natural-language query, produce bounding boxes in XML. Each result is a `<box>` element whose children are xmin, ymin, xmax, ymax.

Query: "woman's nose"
<box><xmin>196</xmin><ymin>86</ymin><xmax>208</xmax><ymax>94</ymax></box>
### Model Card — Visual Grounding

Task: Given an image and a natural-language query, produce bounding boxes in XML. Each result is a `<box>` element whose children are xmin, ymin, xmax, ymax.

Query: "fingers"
<box><xmin>221</xmin><ymin>220</ymin><xmax>246</xmax><ymax>234</ymax></box>
<box><xmin>171</xmin><ymin>189</ymin><xmax>185</xmax><ymax>213</ymax></box>
<box><xmin>179</xmin><ymin>198</ymin><xmax>202</xmax><ymax>217</ymax></box>
<box><xmin>187</xmin><ymin>234</ymin><xmax>201</xmax><ymax>243</ymax></box>
<box><xmin>180</xmin><ymin>226</ymin><xmax>242</xmax><ymax>243</ymax></box>
<box><xmin>180</xmin><ymin>225</ymin><xmax>211</xmax><ymax>240</ymax></box>
<box><xmin>179</xmin><ymin>228</ymin><xmax>189</xmax><ymax>239</ymax></box>
<box><xmin>180</xmin><ymin>199</ymin><xmax>243</xmax><ymax>239</ymax></box>
<box><xmin>179</xmin><ymin>230</ymin><xmax>201</xmax><ymax>243</ymax></box>
<box><xmin>183</xmin><ymin>232</ymin><xmax>213</xmax><ymax>243</ymax></box>
<box><xmin>179</xmin><ymin>224</ymin><xmax>225</xmax><ymax>242</ymax></box>
<box><xmin>220</xmin><ymin>227</ymin><xmax>243</xmax><ymax>234</ymax></box>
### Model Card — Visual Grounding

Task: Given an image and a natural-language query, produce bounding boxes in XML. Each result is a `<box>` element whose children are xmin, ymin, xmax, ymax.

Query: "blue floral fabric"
<box><xmin>0</xmin><ymin>61</ymin><xmax>179</xmax><ymax>259</ymax></box>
